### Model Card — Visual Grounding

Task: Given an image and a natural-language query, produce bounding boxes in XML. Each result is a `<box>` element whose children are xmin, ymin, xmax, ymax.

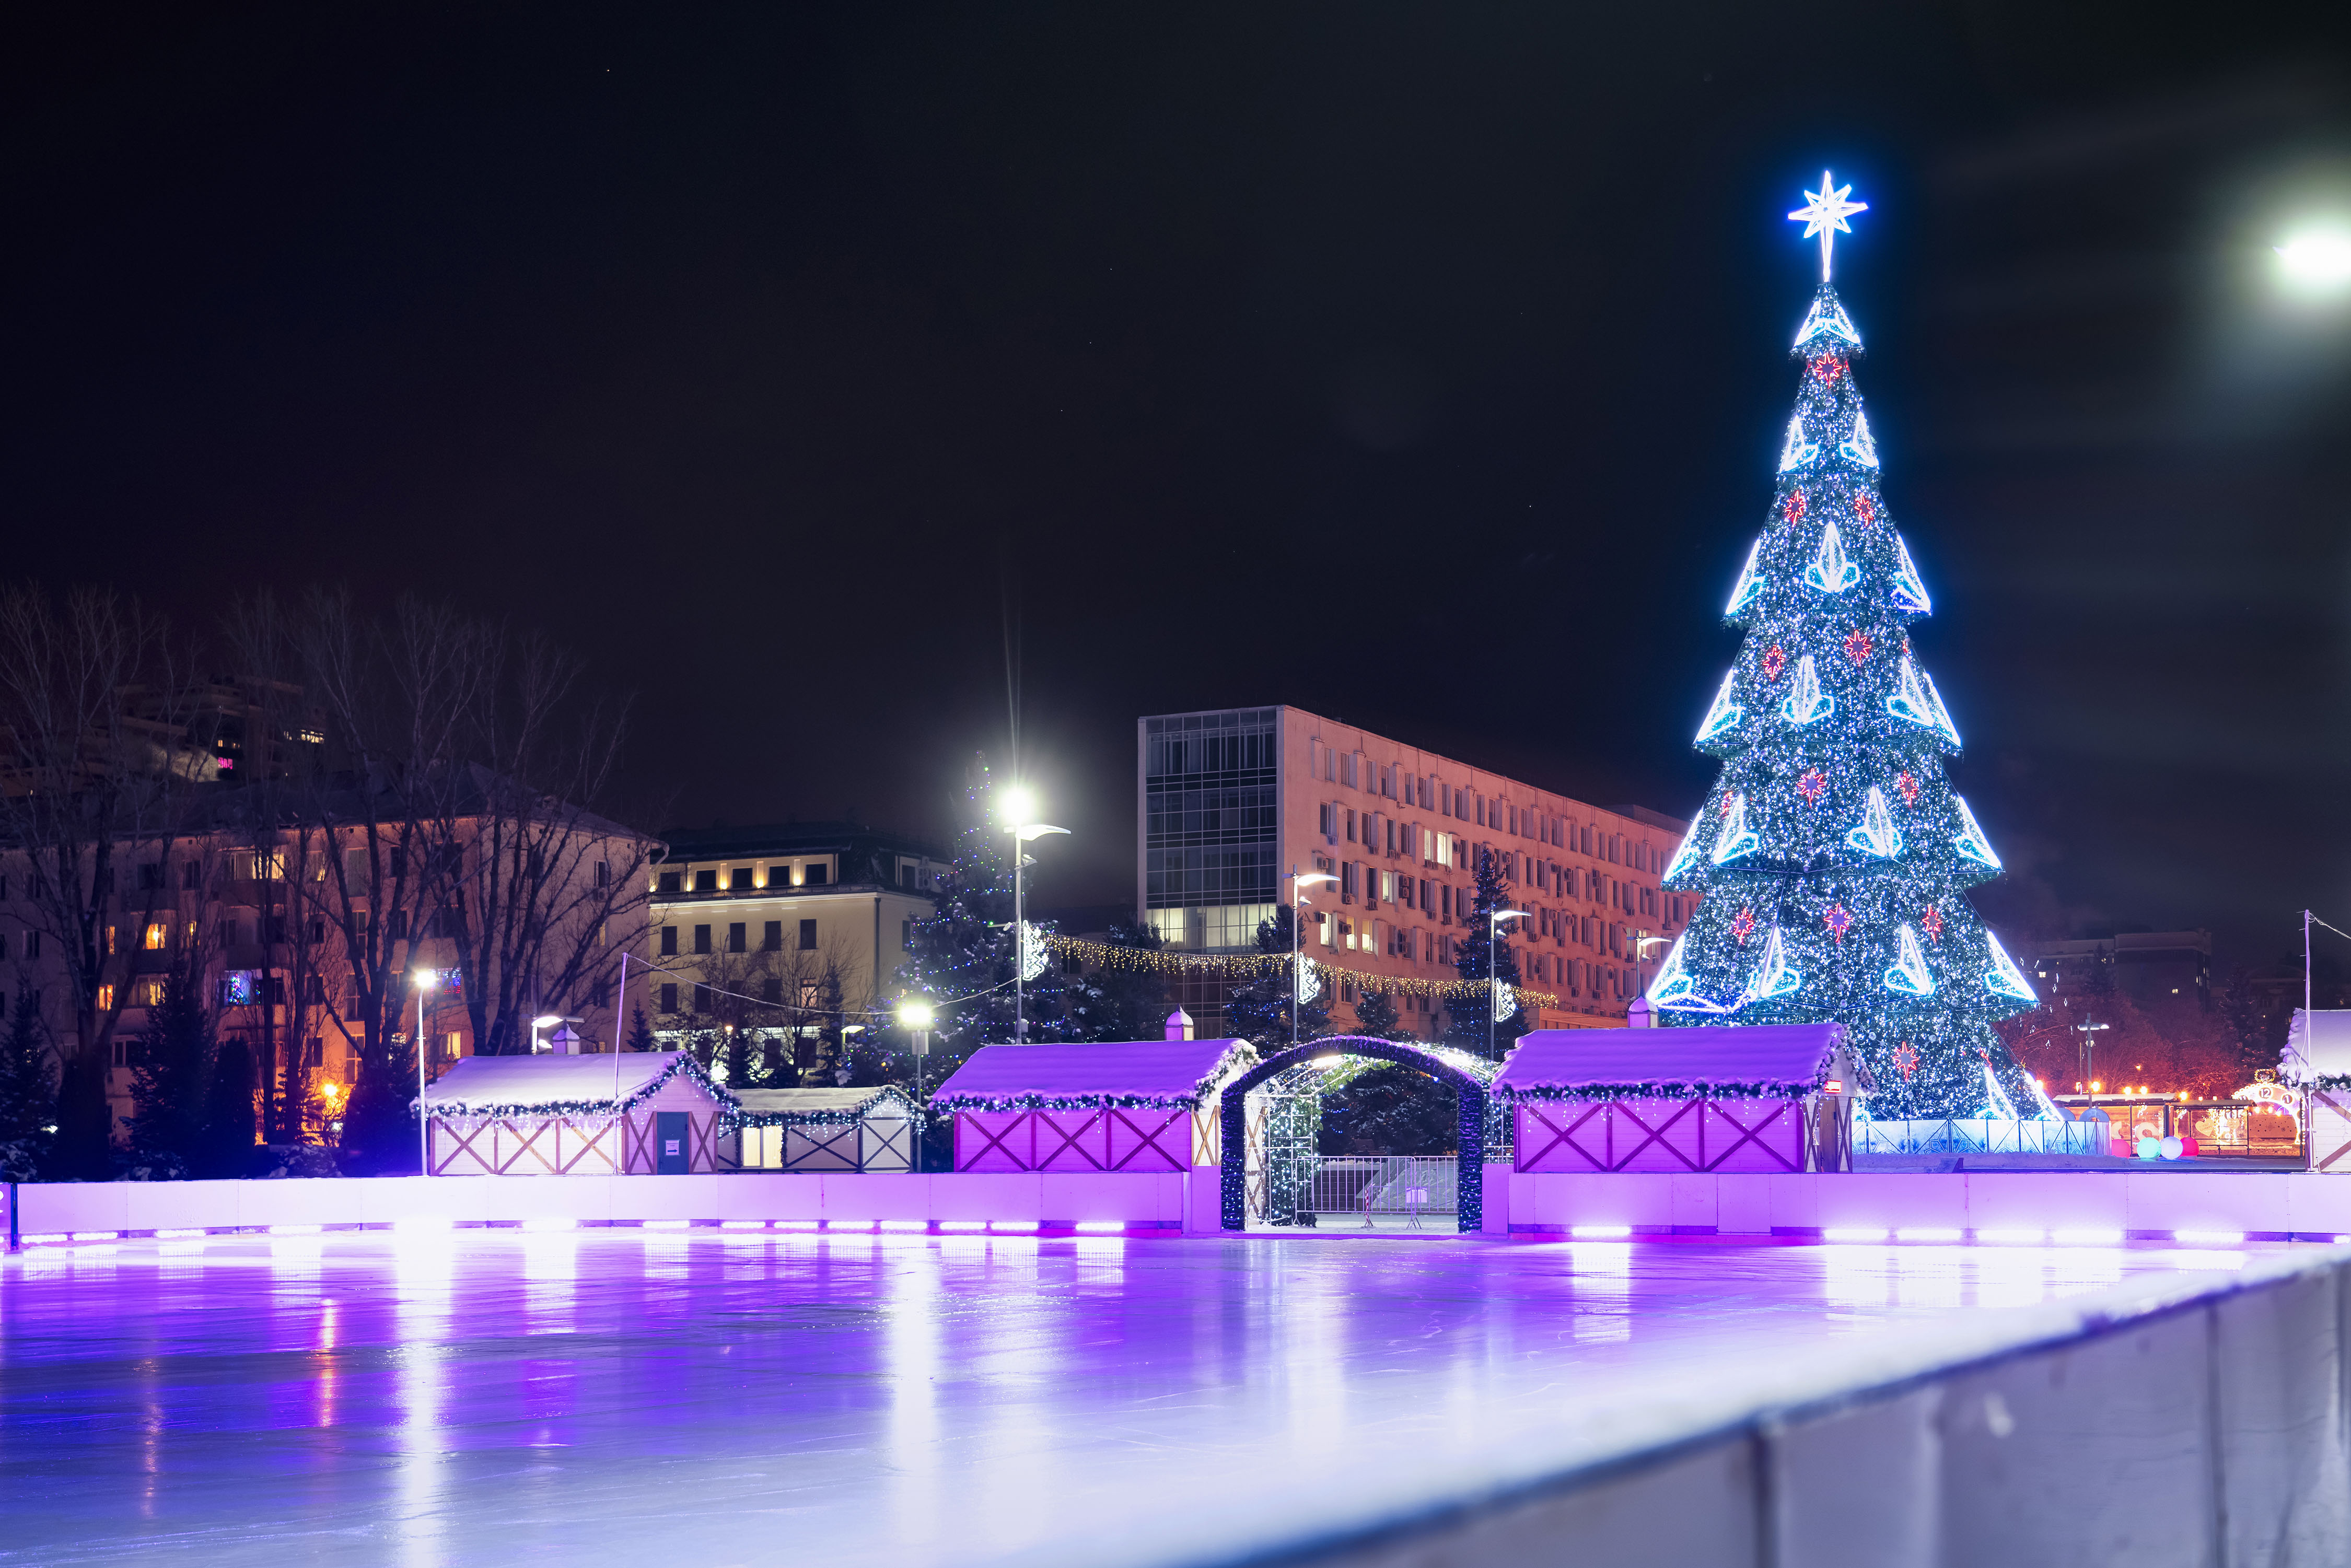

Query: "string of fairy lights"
<box><xmin>1039</xmin><ymin>933</ymin><xmax>1565</xmax><ymax>1012</ymax></box>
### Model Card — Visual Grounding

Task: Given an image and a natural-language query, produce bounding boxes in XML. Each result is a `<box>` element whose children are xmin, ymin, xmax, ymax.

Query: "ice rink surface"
<box><xmin>0</xmin><ymin>1229</ymin><xmax>2272</xmax><ymax>1566</ymax></box>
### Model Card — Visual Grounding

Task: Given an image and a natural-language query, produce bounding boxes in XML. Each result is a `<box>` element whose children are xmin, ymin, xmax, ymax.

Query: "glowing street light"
<box><xmin>1002</xmin><ymin>792</ymin><xmax>1068</xmax><ymax>1044</ymax></box>
<box><xmin>413</xmin><ymin>969</ymin><xmax>438</xmax><ymax>1177</ymax></box>
<box><xmin>2275</xmin><ymin>228</ymin><xmax>2351</xmax><ymax>294</ymax></box>
<box><xmin>898</xmin><ymin>998</ymin><xmax>936</xmax><ymax>1170</ymax></box>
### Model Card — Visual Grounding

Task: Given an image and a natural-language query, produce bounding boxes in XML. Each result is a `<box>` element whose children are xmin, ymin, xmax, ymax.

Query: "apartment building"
<box><xmin>646</xmin><ymin>821</ymin><xmax>945</xmax><ymax>1073</ymax></box>
<box><xmin>1138</xmin><ymin>706</ymin><xmax>1694</xmax><ymax>1037</ymax></box>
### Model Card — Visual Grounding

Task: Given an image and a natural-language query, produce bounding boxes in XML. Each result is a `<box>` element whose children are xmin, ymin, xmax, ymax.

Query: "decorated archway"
<box><xmin>1219</xmin><ymin>1037</ymin><xmax>1498</xmax><ymax>1233</ymax></box>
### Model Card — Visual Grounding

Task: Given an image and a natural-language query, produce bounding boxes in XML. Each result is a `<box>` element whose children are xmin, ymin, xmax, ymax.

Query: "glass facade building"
<box><xmin>1141</xmin><ymin>708</ymin><xmax>1281</xmax><ymax>952</ymax></box>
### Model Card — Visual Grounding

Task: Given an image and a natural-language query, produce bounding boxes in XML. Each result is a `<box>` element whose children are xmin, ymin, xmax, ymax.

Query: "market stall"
<box><xmin>1492</xmin><ymin>1023</ymin><xmax>1866</xmax><ymax>1174</ymax></box>
<box><xmin>420</xmin><ymin>1051</ymin><xmax>736</xmax><ymax>1176</ymax></box>
<box><xmin>720</xmin><ymin>1085</ymin><xmax>923</xmax><ymax>1173</ymax></box>
<box><xmin>2286</xmin><ymin>1009</ymin><xmax>2351</xmax><ymax>1172</ymax></box>
<box><xmin>931</xmin><ymin>1035</ymin><xmax>1254</xmax><ymax>1173</ymax></box>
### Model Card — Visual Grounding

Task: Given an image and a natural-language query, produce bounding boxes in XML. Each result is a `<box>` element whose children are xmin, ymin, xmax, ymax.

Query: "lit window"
<box><xmin>144</xmin><ymin>923</ymin><xmax>167</xmax><ymax>951</ymax></box>
<box><xmin>97</xmin><ymin>984</ymin><xmax>114</xmax><ymax>1011</ymax></box>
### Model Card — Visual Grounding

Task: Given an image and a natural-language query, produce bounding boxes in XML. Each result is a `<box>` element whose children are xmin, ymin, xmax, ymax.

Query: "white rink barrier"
<box><xmin>1200</xmin><ymin>1247</ymin><xmax>2351</xmax><ymax>1568</ymax></box>
<box><xmin>6</xmin><ymin>1172</ymin><xmax>1189</xmax><ymax>1243</ymax></box>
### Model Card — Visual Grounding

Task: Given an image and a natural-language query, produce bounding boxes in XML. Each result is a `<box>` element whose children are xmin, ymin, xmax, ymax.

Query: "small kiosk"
<box><xmin>420</xmin><ymin>1051</ymin><xmax>736</xmax><ymax>1176</ymax></box>
<box><xmin>1492</xmin><ymin>1022</ymin><xmax>1866</xmax><ymax>1174</ymax></box>
<box><xmin>720</xmin><ymin>1086</ymin><xmax>923</xmax><ymax>1173</ymax></box>
<box><xmin>2287</xmin><ymin>1009</ymin><xmax>2351</xmax><ymax>1172</ymax></box>
<box><xmin>932</xmin><ymin>1035</ymin><xmax>1254</xmax><ymax>1172</ymax></box>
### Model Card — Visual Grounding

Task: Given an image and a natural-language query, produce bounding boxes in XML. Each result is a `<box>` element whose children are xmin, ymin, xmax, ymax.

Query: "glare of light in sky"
<box><xmin>2275</xmin><ymin>229</ymin><xmax>2351</xmax><ymax>292</ymax></box>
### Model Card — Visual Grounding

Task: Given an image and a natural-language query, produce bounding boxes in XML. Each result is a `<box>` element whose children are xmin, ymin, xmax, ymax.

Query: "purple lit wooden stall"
<box><xmin>718</xmin><ymin>1086</ymin><xmax>922</xmax><ymax>1173</ymax></box>
<box><xmin>931</xmin><ymin>1036</ymin><xmax>1254</xmax><ymax>1173</ymax></box>
<box><xmin>2287</xmin><ymin>1007</ymin><xmax>2351</xmax><ymax>1173</ymax></box>
<box><xmin>419</xmin><ymin>1051</ymin><xmax>737</xmax><ymax>1176</ymax></box>
<box><xmin>1492</xmin><ymin>1022</ymin><xmax>1867</xmax><ymax>1174</ymax></box>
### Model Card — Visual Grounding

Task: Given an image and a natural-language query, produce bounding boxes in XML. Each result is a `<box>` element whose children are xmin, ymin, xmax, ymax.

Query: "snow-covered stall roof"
<box><xmin>1490</xmin><ymin>1023</ymin><xmax>1857</xmax><ymax>1103</ymax></box>
<box><xmin>420</xmin><ymin>1051</ymin><xmax>737</xmax><ymax>1121</ymax></box>
<box><xmin>931</xmin><ymin>1038</ymin><xmax>1255</xmax><ymax>1112</ymax></box>
<box><xmin>730</xmin><ymin>1085</ymin><xmax>923</xmax><ymax>1128</ymax></box>
<box><xmin>2285</xmin><ymin>1010</ymin><xmax>2351</xmax><ymax>1086</ymax></box>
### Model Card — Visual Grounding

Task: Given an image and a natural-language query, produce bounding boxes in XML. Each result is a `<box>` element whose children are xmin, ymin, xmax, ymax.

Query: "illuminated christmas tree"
<box><xmin>1650</xmin><ymin>174</ymin><xmax>2038</xmax><ymax>1118</ymax></box>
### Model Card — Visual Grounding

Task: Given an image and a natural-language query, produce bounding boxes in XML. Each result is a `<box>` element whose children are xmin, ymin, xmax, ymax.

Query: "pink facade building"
<box><xmin>1136</xmin><ymin>706</ymin><xmax>1694</xmax><ymax>1037</ymax></box>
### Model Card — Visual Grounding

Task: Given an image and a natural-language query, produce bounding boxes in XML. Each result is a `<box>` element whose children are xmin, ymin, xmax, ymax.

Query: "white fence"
<box><xmin>1196</xmin><ymin>1247</ymin><xmax>2351</xmax><ymax>1566</ymax></box>
<box><xmin>1307</xmin><ymin>1156</ymin><xmax>1457</xmax><ymax>1226</ymax></box>
<box><xmin>1858</xmin><ymin>1117</ymin><xmax>2112</xmax><ymax>1156</ymax></box>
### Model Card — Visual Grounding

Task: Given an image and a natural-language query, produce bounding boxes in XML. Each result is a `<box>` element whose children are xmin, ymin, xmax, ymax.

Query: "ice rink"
<box><xmin>0</xmin><ymin>1228</ymin><xmax>2272</xmax><ymax>1566</ymax></box>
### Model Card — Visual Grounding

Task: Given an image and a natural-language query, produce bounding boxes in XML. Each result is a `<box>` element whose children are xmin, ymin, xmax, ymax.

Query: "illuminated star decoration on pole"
<box><xmin>1788</xmin><ymin>171</ymin><xmax>1867</xmax><ymax>281</ymax></box>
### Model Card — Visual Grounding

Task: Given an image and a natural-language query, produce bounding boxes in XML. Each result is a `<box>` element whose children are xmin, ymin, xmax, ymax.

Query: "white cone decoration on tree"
<box><xmin>1795</xmin><ymin>292</ymin><xmax>1861</xmax><ymax>348</ymax></box>
<box><xmin>1740</xmin><ymin>927</ymin><xmax>1802</xmax><ymax>1005</ymax></box>
<box><xmin>1887</xmin><ymin>655</ymin><xmax>1937</xmax><ymax>730</ymax></box>
<box><xmin>1710</xmin><ymin>793</ymin><xmax>1758</xmax><ymax>865</ymax></box>
<box><xmin>1778</xmin><ymin>414</ymin><xmax>1820</xmax><ymax>472</ymax></box>
<box><xmin>1661</xmin><ymin>174</ymin><xmax>2036</xmax><ymax>1118</ymax></box>
<box><xmin>1983</xmin><ymin>931</ymin><xmax>2037</xmax><ymax>1002</ymax></box>
<box><xmin>1840</xmin><ymin>411</ymin><xmax>1880</xmax><ymax>467</ymax></box>
<box><xmin>1890</xmin><ymin>533</ymin><xmax>1933</xmax><ymax>614</ymax></box>
<box><xmin>1696</xmin><ymin>667</ymin><xmax>1744</xmax><ymax>742</ymax></box>
<box><xmin>1805</xmin><ymin>519</ymin><xmax>1860</xmax><ymax>593</ymax></box>
<box><xmin>1981</xmin><ymin>1060</ymin><xmax>2021</xmax><ymax>1121</ymax></box>
<box><xmin>1780</xmin><ymin>653</ymin><xmax>1833</xmax><ymax>724</ymax></box>
<box><xmin>1845</xmin><ymin>786</ymin><xmax>1902</xmax><ymax>859</ymax></box>
<box><xmin>1952</xmin><ymin>797</ymin><xmax>2001</xmax><ymax>869</ymax></box>
<box><xmin>1726</xmin><ymin>535</ymin><xmax>1766</xmax><ymax>614</ymax></box>
<box><xmin>1882</xmin><ymin>925</ymin><xmax>1935</xmax><ymax>997</ymax></box>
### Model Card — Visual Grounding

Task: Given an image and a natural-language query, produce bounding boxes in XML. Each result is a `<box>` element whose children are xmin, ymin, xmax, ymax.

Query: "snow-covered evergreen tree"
<box><xmin>1444</xmin><ymin>848</ymin><xmax>1528</xmax><ymax>1062</ymax></box>
<box><xmin>1651</xmin><ymin>174</ymin><xmax>2035</xmax><ymax>1117</ymax></box>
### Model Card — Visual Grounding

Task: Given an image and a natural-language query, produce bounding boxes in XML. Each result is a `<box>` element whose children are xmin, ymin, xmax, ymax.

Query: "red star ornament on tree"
<box><xmin>1855</xmin><ymin>494</ymin><xmax>1875</xmax><ymax>528</ymax></box>
<box><xmin>1814</xmin><ymin>356</ymin><xmax>1845</xmax><ymax>385</ymax></box>
<box><xmin>1893</xmin><ymin>1042</ymin><xmax>1919</xmax><ymax>1082</ymax></box>
<box><xmin>1921</xmin><ymin>906</ymin><xmax>1945</xmax><ymax>943</ymax></box>
<box><xmin>1784</xmin><ymin>491</ymin><xmax>1807</xmax><ymax>524</ymax></box>
<box><xmin>1896</xmin><ymin>770</ymin><xmax>1919</xmax><ymax>805</ymax></box>
<box><xmin>1761</xmin><ymin>645</ymin><xmax>1787</xmax><ymax>680</ymax></box>
<box><xmin>1797</xmin><ymin>769</ymin><xmax>1826</xmax><ymax>803</ymax></box>
<box><xmin>1843</xmin><ymin>629</ymin><xmax>1873</xmax><ymax>664</ymax></box>
<box><xmin>1730</xmin><ymin>907</ymin><xmax>1756</xmax><ymax>945</ymax></box>
<box><xmin>1824</xmin><ymin>904</ymin><xmax>1852</xmax><ymax>943</ymax></box>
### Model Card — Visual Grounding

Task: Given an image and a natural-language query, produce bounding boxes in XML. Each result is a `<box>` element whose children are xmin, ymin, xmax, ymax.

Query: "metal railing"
<box><xmin>1307</xmin><ymin>1156</ymin><xmax>1457</xmax><ymax>1228</ymax></box>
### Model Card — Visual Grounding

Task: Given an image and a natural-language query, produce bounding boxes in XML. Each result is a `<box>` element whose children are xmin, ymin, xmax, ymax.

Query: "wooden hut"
<box><xmin>2288</xmin><ymin>1009</ymin><xmax>2351</xmax><ymax>1172</ymax></box>
<box><xmin>720</xmin><ymin>1086</ymin><xmax>922</xmax><ymax>1173</ymax></box>
<box><xmin>420</xmin><ymin>1051</ymin><xmax>737</xmax><ymax>1176</ymax></box>
<box><xmin>932</xmin><ymin>1037</ymin><xmax>1254</xmax><ymax>1172</ymax></box>
<box><xmin>1492</xmin><ymin>1023</ymin><xmax>1867</xmax><ymax>1174</ymax></box>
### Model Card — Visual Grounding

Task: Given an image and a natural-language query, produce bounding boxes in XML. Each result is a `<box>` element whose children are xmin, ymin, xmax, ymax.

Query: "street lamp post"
<box><xmin>1000</xmin><ymin>789</ymin><xmax>1067</xmax><ymax>1044</ymax></box>
<box><xmin>413</xmin><ymin>969</ymin><xmax>437</xmax><ymax>1177</ymax></box>
<box><xmin>1286</xmin><ymin>867</ymin><xmax>1337</xmax><ymax>1049</ymax></box>
<box><xmin>1489</xmin><ymin>907</ymin><xmax>1529</xmax><ymax>1059</ymax></box>
<box><xmin>898</xmin><ymin>998</ymin><xmax>935</xmax><ymax>1172</ymax></box>
<box><xmin>2076</xmin><ymin>1019</ymin><xmax>2110</xmax><ymax>1095</ymax></box>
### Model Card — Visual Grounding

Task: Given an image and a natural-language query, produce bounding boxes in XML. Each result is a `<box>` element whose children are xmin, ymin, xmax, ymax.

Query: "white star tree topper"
<box><xmin>1788</xmin><ymin>171</ymin><xmax>1867</xmax><ymax>280</ymax></box>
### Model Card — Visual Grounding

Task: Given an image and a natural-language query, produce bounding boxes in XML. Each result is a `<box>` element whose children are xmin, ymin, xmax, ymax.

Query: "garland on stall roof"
<box><xmin>728</xmin><ymin>1087</ymin><xmax>926</xmax><ymax>1131</ymax></box>
<box><xmin>1044</xmin><ymin>934</ymin><xmax>1569</xmax><ymax>1011</ymax></box>
<box><xmin>932</xmin><ymin>1041</ymin><xmax>1258</xmax><ymax>1115</ymax></box>
<box><xmin>416</xmin><ymin>1051</ymin><xmax>740</xmax><ymax>1123</ymax></box>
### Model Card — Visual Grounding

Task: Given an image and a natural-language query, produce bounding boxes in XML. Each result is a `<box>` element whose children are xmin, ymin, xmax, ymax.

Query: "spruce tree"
<box><xmin>1226</xmin><ymin>904</ymin><xmax>1331</xmax><ymax>1051</ymax></box>
<box><xmin>1350</xmin><ymin>988</ymin><xmax>1411</xmax><ymax>1043</ymax></box>
<box><xmin>626</xmin><ymin>1006</ymin><xmax>658</xmax><ymax>1052</ymax></box>
<box><xmin>1446</xmin><ymin>848</ymin><xmax>1529</xmax><ymax>1062</ymax></box>
<box><xmin>127</xmin><ymin>972</ymin><xmax>214</xmax><ymax>1176</ymax></box>
<box><xmin>1062</xmin><ymin>919</ymin><xmax>1173</xmax><ymax>1043</ymax></box>
<box><xmin>202</xmin><ymin>1035</ymin><xmax>259</xmax><ymax>1178</ymax></box>
<box><xmin>0</xmin><ymin>988</ymin><xmax>56</xmax><ymax>1181</ymax></box>
<box><xmin>1651</xmin><ymin>175</ymin><xmax>2035</xmax><ymax>1117</ymax></box>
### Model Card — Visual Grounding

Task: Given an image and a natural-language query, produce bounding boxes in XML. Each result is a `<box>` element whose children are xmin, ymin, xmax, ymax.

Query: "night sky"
<box><xmin>4</xmin><ymin>5</ymin><xmax>2348</xmax><ymax>973</ymax></box>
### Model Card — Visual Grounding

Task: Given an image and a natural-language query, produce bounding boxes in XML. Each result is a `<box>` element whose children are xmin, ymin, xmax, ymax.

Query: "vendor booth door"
<box><xmin>657</xmin><ymin>1111</ymin><xmax>690</xmax><ymax>1174</ymax></box>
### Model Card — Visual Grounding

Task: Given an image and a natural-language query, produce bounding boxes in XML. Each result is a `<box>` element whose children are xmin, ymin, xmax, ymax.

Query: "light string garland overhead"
<box><xmin>1040</xmin><ymin>932</ymin><xmax>1570</xmax><ymax>1013</ymax></box>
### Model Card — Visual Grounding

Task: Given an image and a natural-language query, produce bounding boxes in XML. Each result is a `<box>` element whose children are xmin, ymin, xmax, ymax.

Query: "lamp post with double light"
<box><xmin>1488</xmin><ymin>907</ymin><xmax>1528</xmax><ymax>1060</ymax></box>
<box><xmin>999</xmin><ymin>789</ymin><xmax>1067</xmax><ymax>1044</ymax></box>
<box><xmin>1286</xmin><ymin>868</ymin><xmax>1337</xmax><ymax>1049</ymax></box>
